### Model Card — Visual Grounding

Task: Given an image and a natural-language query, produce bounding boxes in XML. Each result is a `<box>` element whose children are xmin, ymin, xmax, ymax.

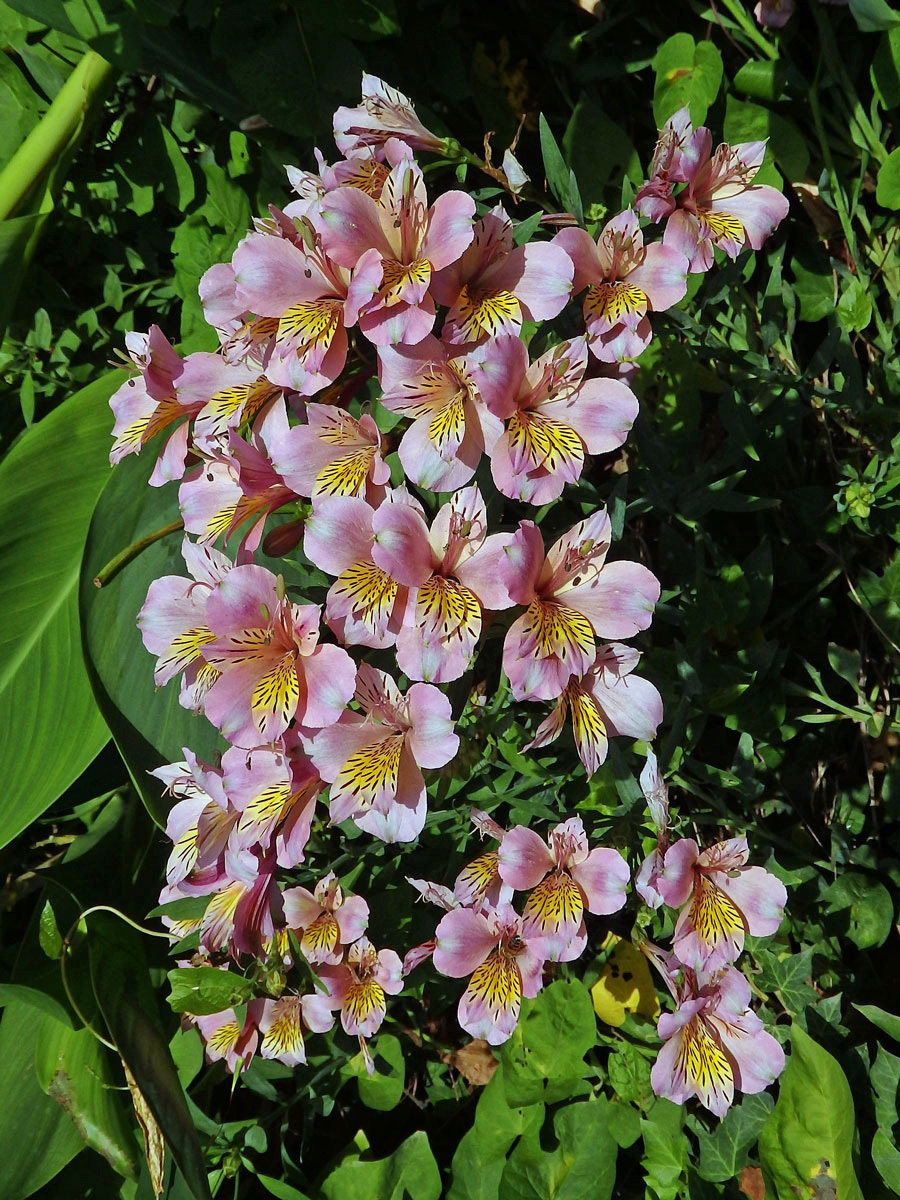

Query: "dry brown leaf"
<box><xmin>123</xmin><ymin>1061</ymin><xmax>165</xmax><ymax>1198</ymax></box>
<box><xmin>740</xmin><ymin>1166</ymin><xmax>766</xmax><ymax>1199</ymax></box>
<box><xmin>441</xmin><ymin>1038</ymin><xmax>498</xmax><ymax>1086</ymax></box>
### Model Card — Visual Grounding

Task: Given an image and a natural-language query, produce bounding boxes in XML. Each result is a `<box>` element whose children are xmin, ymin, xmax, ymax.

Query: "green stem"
<box><xmin>93</xmin><ymin>518</ymin><xmax>184</xmax><ymax>588</ymax></box>
<box><xmin>0</xmin><ymin>50</ymin><xmax>114</xmax><ymax>222</ymax></box>
<box><xmin>716</xmin><ymin>0</ymin><xmax>779</xmax><ymax>59</ymax></box>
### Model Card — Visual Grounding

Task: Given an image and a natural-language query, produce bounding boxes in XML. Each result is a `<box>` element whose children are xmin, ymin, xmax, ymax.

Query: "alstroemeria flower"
<box><xmin>282</xmin><ymin>872</ymin><xmax>370</xmax><ymax>965</ymax></box>
<box><xmin>109</xmin><ymin>327</ymin><xmax>211</xmax><ymax>485</ymax></box>
<box><xmin>402</xmin><ymin>878</ymin><xmax>460</xmax><ymax>975</ymax></box>
<box><xmin>333</xmin><ymin>74</ymin><xmax>446</xmax><ymax>157</ymax></box>
<box><xmin>320</xmin><ymin>937</ymin><xmax>404</xmax><ymax>1046</ymax></box>
<box><xmin>370</xmin><ymin>484</ymin><xmax>515</xmax><ymax>682</ymax></box>
<box><xmin>431</xmin><ymin>206</ymin><xmax>573</xmax><ymax>346</ymax></box>
<box><xmin>283</xmin><ymin>149</ymin><xmax>390</xmax><ymax>221</ymax></box>
<box><xmin>153</xmin><ymin>751</ymin><xmax>236</xmax><ymax>890</ymax></box>
<box><xmin>637</xmin><ymin>109</ymin><xmax>790</xmax><ymax>273</ymax></box>
<box><xmin>193</xmin><ymin>847</ymin><xmax>283</xmax><ymax>958</ymax></box>
<box><xmin>304</xmin><ymin>664</ymin><xmax>459</xmax><ymax>843</ymax></box>
<box><xmin>138</xmin><ymin>538</ymin><xmax>232</xmax><ymax>711</ymax></box>
<box><xmin>222</xmin><ymin>737</ymin><xmax>322</xmax><ymax>868</ymax></box>
<box><xmin>636</xmin><ymin>108</ymin><xmax>697</xmax><ymax>223</ymax></box>
<box><xmin>433</xmin><ymin>901</ymin><xmax>551</xmax><ymax>1044</ymax></box>
<box><xmin>196</xmin><ymin>1000</ymin><xmax>264</xmax><ymax>1074</ymax></box>
<box><xmin>202</xmin><ymin>563</ymin><xmax>357</xmax><ymax>744</ymax></box>
<box><xmin>634</xmin><ymin>747</ymin><xmax>670</xmax><ymax>909</ymax></box>
<box><xmin>271</xmin><ymin>402</ymin><xmax>390</xmax><ymax>503</ymax></box>
<box><xmin>378</xmin><ymin>335</ymin><xmax>503</xmax><ymax>491</ymax></box>
<box><xmin>555</xmin><ymin>210</ymin><xmax>688</xmax><ymax>362</ymax></box>
<box><xmin>258</xmin><ymin>992</ymin><xmax>335</xmax><ymax>1067</ymax></box>
<box><xmin>303</xmin><ymin>491</ymin><xmax>417</xmax><ymax>648</ymax></box>
<box><xmin>499</xmin><ymin>512</ymin><xmax>660</xmax><ymax>701</ymax></box>
<box><xmin>645</xmin><ymin>946</ymin><xmax>785</xmax><ymax>1117</ymax></box>
<box><xmin>316</xmin><ymin>140</ymin><xmax>474</xmax><ymax>347</ymax></box>
<box><xmin>498</xmin><ymin>817</ymin><xmax>628</xmax><ymax>961</ymax></box>
<box><xmin>524</xmin><ymin>643</ymin><xmax>663</xmax><ymax>776</ymax></box>
<box><xmin>472</xmin><ymin>335</ymin><xmax>638</xmax><ymax>503</ymax></box>
<box><xmin>230</xmin><ymin>229</ymin><xmax>354</xmax><ymax>395</ymax></box>
<box><xmin>179</xmin><ymin>402</ymin><xmax>299</xmax><ymax>558</ymax></box>
<box><xmin>453</xmin><ymin>809</ymin><xmax>509</xmax><ymax>908</ymax></box>
<box><xmin>658</xmin><ymin>837</ymin><xmax>788</xmax><ymax>972</ymax></box>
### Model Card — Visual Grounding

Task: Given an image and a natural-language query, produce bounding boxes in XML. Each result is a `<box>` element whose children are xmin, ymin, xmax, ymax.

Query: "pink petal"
<box><xmin>497</xmin><ymin>825</ymin><xmax>553</xmax><ymax>889</ymax></box>
<box><xmin>433</xmin><ymin>908</ymin><xmax>495</xmax><ymax>977</ymax></box>
<box><xmin>627</xmin><ymin>242</ymin><xmax>689</xmax><ymax>311</ymax></box>
<box><xmin>570</xmin><ymin>847</ymin><xmax>629</xmax><ymax>914</ymax></box>
<box><xmin>565</xmin><ymin>560</ymin><xmax>660</xmax><ymax>639</ymax></box>
<box><xmin>405</xmin><ymin>683</ymin><xmax>459</xmax><ymax>768</ymax></box>
<box><xmin>587</xmin><ymin>670</ymin><xmax>663</xmax><ymax>741</ymax></box>
<box><xmin>499</xmin><ymin>521</ymin><xmax>544</xmax><ymax>606</ymax></box>
<box><xmin>420</xmin><ymin>191</ymin><xmax>476</xmax><ymax>271</ymax></box>
<box><xmin>717</xmin><ymin>866</ymin><xmax>787</xmax><ymax>938</ymax></box>
<box><xmin>713</xmin><ymin>186</ymin><xmax>790</xmax><ymax>251</ymax></box>
<box><xmin>371</xmin><ymin>501</ymin><xmax>433</xmax><ymax>586</ymax></box>
<box><xmin>514</xmin><ymin>241</ymin><xmax>574</xmax><ymax>320</ymax></box>
<box><xmin>316</xmin><ymin>188</ymin><xmax>391</xmax><ymax>267</ymax></box>
<box><xmin>658</xmin><ymin>839</ymin><xmax>699</xmax><ymax>908</ymax></box>
<box><xmin>303</xmin><ymin>497</ymin><xmax>375</xmax><ymax>576</ymax></box>
<box><xmin>553</xmin><ymin>227</ymin><xmax>604</xmax><ymax>293</ymax></box>
<box><xmin>299</xmin><ymin>644</ymin><xmax>357</xmax><ymax>729</ymax></box>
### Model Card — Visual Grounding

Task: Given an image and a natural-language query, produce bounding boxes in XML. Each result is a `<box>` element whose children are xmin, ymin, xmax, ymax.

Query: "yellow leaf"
<box><xmin>590</xmin><ymin>933</ymin><xmax>660</xmax><ymax>1027</ymax></box>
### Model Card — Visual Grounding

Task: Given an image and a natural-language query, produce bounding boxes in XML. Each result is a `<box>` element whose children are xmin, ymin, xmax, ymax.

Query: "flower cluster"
<box><xmin>635</xmin><ymin>752</ymin><xmax>787</xmax><ymax>1116</ymax></box>
<box><xmin>110</xmin><ymin>77</ymin><xmax>789</xmax><ymax>1107</ymax></box>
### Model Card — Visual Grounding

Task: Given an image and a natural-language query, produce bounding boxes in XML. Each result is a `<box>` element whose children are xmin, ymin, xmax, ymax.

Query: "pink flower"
<box><xmin>178</xmin><ymin>402</ymin><xmax>299</xmax><ymax>558</ymax></box>
<box><xmin>753</xmin><ymin>0</ymin><xmax>794</xmax><ymax>26</ymax></box>
<box><xmin>316</xmin><ymin>140</ymin><xmax>474</xmax><ymax>347</ymax></box>
<box><xmin>555</xmin><ymin>210</ymin><xmax>688</xmax><ymax>361</ymax></box>
<box><xmin>659</xmin><ymin>837</ymin><xmax>788</xmax><ymax>972</ymax></box>
<box><xmin>258</xmin><ymin>992</ymin><xmax>335</xmax><ymax>1067</ymax></box>
<box><xmin>283</xmin><ymin>149</ymin><xmax>390</xmax><ymax>221</ymax></box>
<box><xmin>369</xmin><ymin>485</ymin><xmax>515</xmax><ymax>682</ymax></box>
<box><xmin>499</xmin><ymin>512</ymin><xmax>660</xmax><ymax>701</ymax></box>
<box><xmin>333</xmin><ymin>75</ymin><xmax>446</xmax><ymax>157</ymax></box>
<box><xmin>304</xmin><ymin>664</ymin><xmax>459</xmax><ymax>843</ymax></box>
<box><xmin>433</xmin><ymin>901</ymin><xmax>551</xmax><ymax>1044</ymax></box>
<box><xmin>637</xmin><ymin>109</ymin><xmax>790</xmax><ymax>273</ymax></box>
<box><xmin>431</xmin><ymin>206</ymin><xmax>573</xmax><ymax>346</ymax></box>
<box><xmin>646</xmin><ymin>946</ymin><xmax>785</xmax><ymax>1117</ymax></box>
<box><xmin>319</xmin><ymin>936</ymin><xmax>404</xmax><ymax>1042</ymax></box>
<box><xmin>303</xmin><ymin>491</ymin><xmax>417</xmax><ymax>648</ymax></box>
<box><xmin>230</xmin><ymin>229</ymin><xmax>354</xmax><ymax>395</ymax></box>
<box><xmin>137</xmin><ymin>538</ymin><xmax>233</xmax><ymax>711</ymax></box>
<box><xmin>524</xmin><ymin>643</ymin><xmax>663</xmax><ymax>776</ymax></box>
<box><xmin>271</xmin><ymin>401</ymin><xmax>390</xmax><ymax>504</ymax></box>
<box><xmin>202</xmin><ymin>563</ymin><xmax>357</xmax><ymax>744</ymax></box>
<box><xmin>196</xmin><ymin>1001</ymin><xmax>264</xmax><ymax>1074</ymax></box>
<box><xmin>378</xmin><ymin>335</ymin><xmax>503</xmax><ymax>491</ymax></box>
<box><xmin>498</xmin><ymin>817</ymin><xmax>628</xmax><ymax>961</ymax></box>
<box><xmin>471</xmin><ymin>335</ymin><xmax>638</xmax><ymax>504</ymax></box>
<box><xmin>282</xmin><ymin>872</ymin><xmax>370</xmax><ymax>965</ymax></box>
<box><xmin>153</xmin><ymin>752</ymin><xmax>235</xmax><ymax>889</ymax></box>
<box><xmin>634</xmin><ymin>747</ymin><xmax>670</xmax><ymax>909</ymax></box>
<box><xmin>453</xmin><ymin>810</ymin><xmax>509</xmax><ymax>908</ymax></box>
<box><xmin>221</xmin><ymin>738</ymin><xmax>322</xmax><ymax>868</ymax></box>
<box><xmin>109</xmin><ymin>327</ymin><xmax>192</xmax><ymax>480</ymax></box>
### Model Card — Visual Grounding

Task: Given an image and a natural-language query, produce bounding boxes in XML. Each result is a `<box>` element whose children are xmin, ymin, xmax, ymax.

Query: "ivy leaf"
<box><xmin>758</xmin><ymin>1025</ymin><xmax>863</xmax><ymax>1200</ymax></box>
<box><xmin>321</xmin><ymin>1130</ymin><xmax>441</xmax><ymax>1200</ymax></box>
<box><xmin>696</xmin><ymin>1092</ymin><xmax>774</xmax><ymax>1183</ymax></box>
<box><xmin>500</xmin><ymin>979</ymin><xmax>596</xmax><ymax>1107</ymax></box>
<box><xmin>499</xmin><ymin>1098</ymin><xmax>617</xmax><ymax>1200</ymax></box>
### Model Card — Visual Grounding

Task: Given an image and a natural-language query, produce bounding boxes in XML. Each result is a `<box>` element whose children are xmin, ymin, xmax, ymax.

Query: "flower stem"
<box><xmin>93</xmin><ymin>518</ymin><xmax>184</xmax><ymax>588</ymax></box>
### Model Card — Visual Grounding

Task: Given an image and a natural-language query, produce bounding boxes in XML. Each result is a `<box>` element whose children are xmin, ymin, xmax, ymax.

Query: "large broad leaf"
<box><xmin>448</xmin><ymin>1064</ymin><xmax>544</xmax><ymax>1200</ymax></box>
<box><xmin>88</xmin><ymin>911</ymin><xmax>213</xmax><ymax>1200</ymax></box>
<box><xmin>500</xmin><ymin>979</ymin><xmax>596</xmax><ymax>1106</ymax></box>
<box><xmin>321</xmin><ymin>1131</ymin><xmax>441</xmax><ymax>1200</ymax></box>
<box><xmin>79</xmin><ymin>448</ymin><xmax>223</xmax><ymax>821</ymax></box>
<box><xmin>0</xmin><ymin>370</ymin><xmax>123</xmax><ymax>848</ymax></box>
<box><xmin>33</xmin><ymin>1014</ymin><xmax>140</xmax><ymax>1179</ymax></box>
<box><xmin>499</xmin><ymin>1098</ymin><xmax>617</xmax><ymax>1200</ymax></box>
<box><xmin>0</xmin><ymin>998</ymin><xmax>84</xmax><ymax>1200</ymax></box>
<box><xmin>758</xmin><ymin>1025</ymin><xmax>863</xmax><ymax>1200</ymax></box>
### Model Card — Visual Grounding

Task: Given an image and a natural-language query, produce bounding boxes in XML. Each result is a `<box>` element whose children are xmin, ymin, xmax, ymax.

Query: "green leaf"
<box><xmin>871</xmin><ymin>1044</ymin><xmax>900</xmax><ymax>1132</ymax></box>
<box><xmin>876</xmin><ymin>146</ymin><xmax>900</xmax><ymax>208</ymax></box>
<box><xmin>824</xmin><ymin>873</ymin><xmax>894</xmax><ymax>948</ymax></box>
<box><xmin>872</xmin><ymin>27</ymin><xmax>900</xmax><ymax>106</ymax></box>
<box><xmin>0</xmin><ymin>999</ymin><xmax>84</xmax><ymax>1200</ymax></box>
<box><xmin>39</xmin><ymin>898</ymin><xmax>63</xmax><ymax>959</ymax></box>
<box><xmin>500</xmin><ymin>979</ymin><xmax>596</xmax><ymax>1106</ymax></box>
<box><xmin>33</xmin><ymin>1015</ymin><xmax>139</xmax><ymax>1179</ymax></box>
<box><xmin>0</xmin><ymin>53</ymin><xmax>40</xmax><ymax>170</ymax></box>
<box><xmin>0</xmin><ymin>371</ymin><xmax>122</xmax><ymax>849</ymax></box>
<box><xmin>448</xmin><ymin>1064</ymin><xmax>544</xmax><ymax>1200</ymax></box>
<box><xmin>733</xmin><ymin>59</ymin><xmax>788</xmax><ymax>102</ymax></box>
<box><xmin>257</xmin><ymin>1176</ymin><xmax>314</xmax><ymax>1200</ymax></box>
<box><xmin>854</xmin><ymin>1003</ymin><xmax>900</xmax><ymax>1043</ymax></box>
<box><xmin>723</xmin><ymin>97</ymin><xmax>808</xmax><ymax>183</ymax></box>
<box><xmin>872</xmin><ymin>1129</ymin><xmax>900</xmax><ymax>1194</ymax></box>
<box><xmin>0</xmin><ymin>981</ymin><xmax>72</xmax><ymax>1026</ymax></box>
<box><xmin>850</xmin><ymin>0</ymin><xmax>900</xmax><ymax>32</ymax></box>
<box><xmin>758</xmin><ymin>1025</ymin><xmax>863</xmax><ymax>1200</ymax></box>
<box><xmin>167</xmin><ymin>966</ymin><xmax>254</xmax><ymax>1016</ymax></box>
<box><xmin>696</xmin><ymin>1093</ymin><xmax>774</xmax><ymax>1183</ymax></box>
<box><xmin>321</xmin><ymin>1130</ymin><xmax>441</xmax><ymax>1200</ymax></box>
<box><xmin>538</xmin><ymin>113</ymin><xmax>583</xmax><ymax>222</ymax></box>
<box><xmin>836</xmin><ymin>277</ymin><xmax>873</xmax><ymax>332</ymax></box>
<box><xmin>344</xmin><ymin>1034</ymin><xmax>405</xmax><ymax>1112</ymax></box>
<box><xmin>80</xmin><ymin>448</ymin><xmax>223</xmax><ymax>820</ymax></box>
<box><xmin>88</xmin><ymin>913</ymin><xmax>212</xmax><ymax>1200</ymax></box>
<box><xmin>562</xmin><ymin>96</ymin><xmax>642</xmax><ymax>210</ymax></box>
<box><xmin>653</xmin><ymin>34</ymin><xmax>723</xmax><ymax>127</ymax></box>
<box><xmin>640</xmin><ymin>1102</ymin><xmax>688</xmax><ymax>1200</ymax></box>
<box><xmin>754</xmin><ymin>946</ymin><xmax>816</xmax><ymax>1015</ymax></box>
<box><xmin>499</xmin><ymin>1098</ymin><xmax>617</xmax><ymax>1200</ymax></box>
